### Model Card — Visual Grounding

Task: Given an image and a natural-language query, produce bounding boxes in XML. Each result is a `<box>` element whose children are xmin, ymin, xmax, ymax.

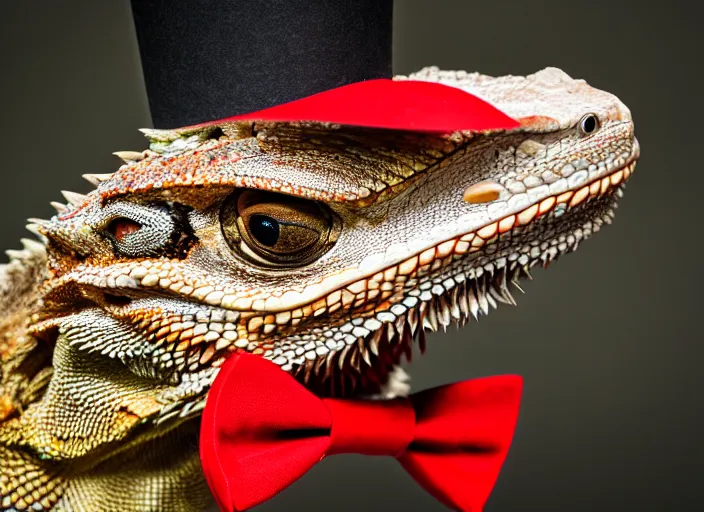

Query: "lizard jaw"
<box><xmin>280</xmin><ymin>157</ymin><xmax>638</xmax><ymax>395</ymax></box>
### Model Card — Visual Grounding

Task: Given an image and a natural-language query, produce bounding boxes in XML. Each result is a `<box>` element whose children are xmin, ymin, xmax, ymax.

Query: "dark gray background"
<box><xmin>1</xmin><ymin>1</ymin><xmax>701</xmax><ymax>511</ymax></box>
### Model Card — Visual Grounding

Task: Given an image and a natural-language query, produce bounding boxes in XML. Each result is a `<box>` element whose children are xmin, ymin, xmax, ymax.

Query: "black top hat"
<box><xmin>131</xmin><ymin>0</ymin><xmax>393</xmax><ymax>129</ymax></box>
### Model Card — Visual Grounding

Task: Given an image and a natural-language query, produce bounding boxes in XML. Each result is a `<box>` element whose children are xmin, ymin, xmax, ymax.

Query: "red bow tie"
<box><xmin>200</xmin><ymin>353</ymin><xmax>523</xmax><ymax>511</ymax></box>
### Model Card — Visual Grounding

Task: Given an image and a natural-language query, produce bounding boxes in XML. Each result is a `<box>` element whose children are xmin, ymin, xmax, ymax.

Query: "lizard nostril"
<box><xmin>463</xmin><ymin>181</ymin><xmax>505</xmax><ymax>204</ymax></box>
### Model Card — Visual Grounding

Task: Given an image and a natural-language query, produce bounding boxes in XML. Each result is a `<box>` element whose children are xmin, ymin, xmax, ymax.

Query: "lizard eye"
<box><xmin>108</xmin><ymin>218</ymin><xmax>142</xmax><ymax>242</ymax></box>
<box><xmin>578</xmin><ymin>113</ymin><xmax>600</xmax><ymax>135</ymax></box>
<box><xmin>221</xmin><ymin>190</ymin><xmax>339</xmax><ymax>267</ymax></box>
<box><xmin>100</xmin><ymin>202</ymin><xmax>181</xmax><ymax>258</ymax></box>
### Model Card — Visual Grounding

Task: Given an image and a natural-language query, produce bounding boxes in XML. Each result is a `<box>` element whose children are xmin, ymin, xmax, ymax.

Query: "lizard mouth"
<box><xmin>279</xmin><ymin>155</ymin><xmax>639</xmax><ymax>396</ymax></box>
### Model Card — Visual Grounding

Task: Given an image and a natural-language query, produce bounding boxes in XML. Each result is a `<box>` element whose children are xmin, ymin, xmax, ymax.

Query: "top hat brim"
<box><xmin>183</xmin><ymin>79</ymin><xmax>520</xmax><ymax>134</ymax></box>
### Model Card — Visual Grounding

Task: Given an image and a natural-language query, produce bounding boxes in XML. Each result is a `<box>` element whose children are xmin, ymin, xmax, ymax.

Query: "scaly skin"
<box><xmin>0</xmin><ymin>67</ymin><xmax>639</xmax><ymax>511</ymax></box>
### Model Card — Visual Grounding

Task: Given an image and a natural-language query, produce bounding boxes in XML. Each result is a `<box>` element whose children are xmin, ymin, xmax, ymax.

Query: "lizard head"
<box><xmin>20</xmin><ymin>67</ymin><xmax>638</xmax><ymax>460</ymax></box>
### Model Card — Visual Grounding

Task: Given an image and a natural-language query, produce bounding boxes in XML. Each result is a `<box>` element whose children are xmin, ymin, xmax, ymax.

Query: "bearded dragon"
<box><xmin>0</xmin><ymin>67</ymin><xmax>638</xmax><ymax>511</ymax></box>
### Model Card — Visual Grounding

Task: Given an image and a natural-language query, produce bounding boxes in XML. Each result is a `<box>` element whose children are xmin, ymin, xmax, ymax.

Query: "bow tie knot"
<box><xmin>200</xmin><ymin>353</ymin><xmax>522</xmax><ymax>511</ymax></box>
<box><xmin>326</xmin><ymin>398</ymin><xmax>415</xmax><ymax>457</ymax></box>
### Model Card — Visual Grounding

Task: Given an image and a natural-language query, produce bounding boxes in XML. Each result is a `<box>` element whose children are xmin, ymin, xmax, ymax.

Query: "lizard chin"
<box><xmin>281</xmin><ymin>158</ymin><xmax>637</xmax><ymax>397</ymax></box>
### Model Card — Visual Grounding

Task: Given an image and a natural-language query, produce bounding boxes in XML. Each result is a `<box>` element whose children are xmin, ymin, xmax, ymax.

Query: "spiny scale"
<box><xmin>138</xmin><ymin>128</ymin><xmax>181</xmax><ymax>143</ymax></box>
<box><xmin>3</xmin><ymin>239</ymin><xmax>45</xmax><ymax>263</ymax></box>
<box><xmin>50</xmin><ymin>201</ymin><xmax>69</xmax><ymax>214</ymax></box>
<box><xmin>82</xmin><ymin>173</ymin><xmax>113</xmax><ymax>186</ymax></box>
<box><xmin>295</xmin><ymin>261</ymin><xmax>525</xmax><ymax>396</ymax></box>
<box><xmin>24</xmin><ymin>223</ymin><xmax>46</xmax><ymax>243</ymax></box>
<box><xmin>60</xmin><ymin>190</ymin><xmax>88</xmax><ymax>207</ymax></box>
<box><xmin>113</xmin><ymin>151</ymin><xmax>145</xmax><ymax>163</ymax></box>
